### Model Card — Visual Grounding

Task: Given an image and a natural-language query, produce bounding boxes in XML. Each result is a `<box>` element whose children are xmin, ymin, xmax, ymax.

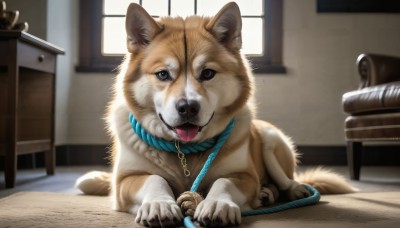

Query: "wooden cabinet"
<box><xmin>0</xmin><ymin>31</ymin><xmax>64</xmax><ymax>188</ymax></box>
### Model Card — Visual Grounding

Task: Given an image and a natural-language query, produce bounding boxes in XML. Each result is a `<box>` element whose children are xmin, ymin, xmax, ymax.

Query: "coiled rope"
<box><xmin>129</xmin><ymin>114</ymin><xmax>320</xmax><ymax>228</ymax></box>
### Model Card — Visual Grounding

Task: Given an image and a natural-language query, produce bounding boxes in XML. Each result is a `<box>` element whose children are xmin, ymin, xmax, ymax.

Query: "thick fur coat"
<box><xmin>76</xmin><ymin>2</ymin><xmax>356</xmax><ymax>227</ymax></box>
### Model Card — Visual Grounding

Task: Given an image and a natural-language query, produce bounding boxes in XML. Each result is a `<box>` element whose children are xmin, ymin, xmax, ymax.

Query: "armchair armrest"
<box><xmin>357</xmin><ymin>53</ymin><xmax>400</xmax><ymax>89</ymax></box>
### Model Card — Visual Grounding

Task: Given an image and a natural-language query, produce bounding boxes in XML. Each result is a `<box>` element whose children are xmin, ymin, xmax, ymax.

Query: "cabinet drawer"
<box><xmin>18</xmin><ymin>41</ymin><xmax>56</xmax><ymax>74</ymax></box>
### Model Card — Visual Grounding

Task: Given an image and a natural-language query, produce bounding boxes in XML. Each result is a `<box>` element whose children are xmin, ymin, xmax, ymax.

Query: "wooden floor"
<box><xmin>0</xmin><ymin>166</ymin><xmax>399</xmax><ymax>198</ymax></box>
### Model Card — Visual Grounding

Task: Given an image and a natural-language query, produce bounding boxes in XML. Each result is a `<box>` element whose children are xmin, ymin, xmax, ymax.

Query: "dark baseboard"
<box><xmin>1</xmin><ymin>144</ymin><xmax>399</xmax><ymax>170</ymax></box>
<box><xmin>297</xmin><ymin>145</ymin><xmax>400</xmax><ymax>166</ymax></box>
<box><xmin>55</xmin><ymin>145</ymin><xmax>111</xmax><ymax>166</ymax></box>
<box><xmin>0</xmin><ymin>145</ymin><xmax>111</xmax><ymax>170</ymax></box>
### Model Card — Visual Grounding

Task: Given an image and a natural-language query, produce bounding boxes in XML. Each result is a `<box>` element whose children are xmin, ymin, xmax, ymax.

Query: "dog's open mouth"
<box><xmin>174</xmin><ymin>123</ymin><xmax>200</xmax><ymax>142</ymax></box>
<box><xmin>159</xmin><ymin>113</ymin><xmax>214</xmax><ymax>142</ymax></box>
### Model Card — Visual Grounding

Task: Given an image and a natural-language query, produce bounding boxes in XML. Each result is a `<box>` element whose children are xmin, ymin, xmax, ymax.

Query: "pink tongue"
<box><xmin>175</xmin><ymin>125</ymin><xmax>199</xmax><ymax>142</ymax></box>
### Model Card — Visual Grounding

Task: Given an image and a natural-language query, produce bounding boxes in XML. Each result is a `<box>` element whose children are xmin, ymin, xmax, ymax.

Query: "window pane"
<box><xmin>103</xmin><ymin>0</ymin><xmax>139</xmax><ymax>15</ymax></box>
<box><xmin>102</xmin><ymin>17</ymin><xmax>126</xmax><ymax>55</ymax></box>
<box><xmin>171</xmin><ymin>0</ymin><xmax>194</xmax><ymax>17</ymax></box>
<box><xmin>102</xmin><ymin>1</ymin><xmax>263</xmax><ymax>55</ymax></box>
<box><xmin>142</xmin><ymin>0</ymin><xmax>169</xmax><ymax>16</ymax></box>
<box><xmin>242</xmin><ymin>18</ymin><xmax>263</xmax><ymax>55</ymax></box>
<box><xmin>197</xmin><ymin>0</ymin><xmax>263</xmax><ymax>16</ymax></box>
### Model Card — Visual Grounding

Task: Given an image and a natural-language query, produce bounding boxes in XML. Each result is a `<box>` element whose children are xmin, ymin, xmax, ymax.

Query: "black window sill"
<box><xmin>252</xmin><ymin>64</ymin><xmax>286</xmax><ymax>74</ymax></box>
<box><xmin>75</xmin><ymin>65</ymin><xmax>120</xmax><ymax>73</ymax></box>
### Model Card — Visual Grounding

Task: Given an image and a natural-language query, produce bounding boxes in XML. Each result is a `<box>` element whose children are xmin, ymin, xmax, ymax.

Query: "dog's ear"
<box><xmin>206</xmin><ymin>2</ymin><xmax>242</xmax><ymax>51</ymax></box>
<box><xmin>125</xmin><ymin>3</ymin><xmax>162</xmax><ymax>53</ymax></box>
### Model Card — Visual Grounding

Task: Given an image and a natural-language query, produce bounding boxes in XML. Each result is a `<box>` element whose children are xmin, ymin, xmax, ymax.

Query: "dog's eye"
<box><xmin>155</xmin><ymin>70</ymin><xmax>171</xmax><ymax>81</ymax></box>
<box><xmin>199</xmin><ymin>69</ymin><xmax>216</xmax><ymax>81</ymax></box>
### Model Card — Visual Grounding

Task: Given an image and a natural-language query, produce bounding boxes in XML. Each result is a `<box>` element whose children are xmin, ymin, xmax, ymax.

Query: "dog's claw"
<box><xmin>135</xmin><ymin>200</ymin><xmax>183</xmax><ymax>227</ymax></box>
<box><xmin>194</xmin><ymin>199</ymin><xmax>241</xmax><ymax>226</ymax></box>
<box><xmin>259</xmin><ymin>184</ymin><xmax>279</xmax><ymax>206</ymax></box>
<box><xmin>287</xmin><ymin>184</ymin><xmax>311</xmax><ymax>201</ymax></box>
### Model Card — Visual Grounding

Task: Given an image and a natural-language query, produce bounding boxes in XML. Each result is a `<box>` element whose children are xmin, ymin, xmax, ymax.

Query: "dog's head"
<box><xmin>121</xmin><ymin>2</ymin><xmax>253</xmax><ymax>143</ymax></box>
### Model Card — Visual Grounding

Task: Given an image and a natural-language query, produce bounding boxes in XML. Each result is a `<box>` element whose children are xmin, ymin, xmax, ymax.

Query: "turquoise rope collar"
<box><xmin>128</xmin><ymin>113</ymin><xmax>320</xmax><ymax>228</ymax></box>
<box><xmin>129</xmin><ymin>113</ymin><xmax>223</xmax><ymax>154</ymax></box>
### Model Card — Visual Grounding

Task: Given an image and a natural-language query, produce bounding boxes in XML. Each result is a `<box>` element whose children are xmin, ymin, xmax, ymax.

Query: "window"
<box><xmin>77</xmin><ymin>0</ymin><xmax>284</xmax><ymax>73</ymax></box>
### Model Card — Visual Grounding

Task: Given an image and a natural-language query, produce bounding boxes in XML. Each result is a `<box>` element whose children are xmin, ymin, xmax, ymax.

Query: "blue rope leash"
<box><xmin>184</xmin><ymin>185</ymin><xmax>320</xmax><ymax>227</ymax></box>
<box><xmin>190</xmin><ymin>119</ymin><xmax>235</xmax><ymax>192</ymax></box>
<box><xmin>184</xmin><ymin>216</ymin><xmax>198</xmax><ymax>228</ymax></box>
<box><xmin>241</xmin><ymin>185</ymin><xmax>320</xmax><ymax>216</ymax></box>
<box><xmin>128</xmin><ymin>114</ymin><xmax>320</xmax><ymax>228</ymax></box>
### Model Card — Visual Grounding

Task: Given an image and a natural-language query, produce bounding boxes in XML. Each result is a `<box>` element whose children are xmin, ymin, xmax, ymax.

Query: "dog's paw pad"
<box><xmin>194</xmin><ymin>199</ymin><xmax>241</xmax><ymax>226</ymax></box>
<box><xmin>260</xmin><ymin>184</ymin><xmax>279</xmax><ymax>206</ymax></box>
<box><xmin>135</xmin><ymin>200</ymin><xmax>183</xmax><ymax>227</ymax></box>
<box><xmin>287</xmin><ymin>184</ymin><xmax>311</xmax><ymax>201</ymax></box>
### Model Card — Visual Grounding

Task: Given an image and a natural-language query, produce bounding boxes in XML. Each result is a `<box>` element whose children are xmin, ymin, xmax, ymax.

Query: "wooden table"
<box><xmin>0</xmin><ymin>31</ymin><xmax>64</xmax><ymax>188</ymax></box>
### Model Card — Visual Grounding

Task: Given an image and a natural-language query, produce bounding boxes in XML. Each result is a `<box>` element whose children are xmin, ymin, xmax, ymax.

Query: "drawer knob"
<box><xmin>38</xmin><ymin>54</ymin><xmax>45</xmax><ymax>62</ymax></box>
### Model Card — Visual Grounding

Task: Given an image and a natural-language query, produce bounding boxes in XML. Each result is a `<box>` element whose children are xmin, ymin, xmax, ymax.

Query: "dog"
<box><xmin>76</xmin><ymin>2</ymin><xmax>356</xmax><ymax>227</ymax></box>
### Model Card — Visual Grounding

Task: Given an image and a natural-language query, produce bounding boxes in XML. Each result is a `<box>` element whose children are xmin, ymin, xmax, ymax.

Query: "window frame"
<box><xmin>76</xmin><ymin>0</ymin><xmax>285</xmax><ymax>74</ymax></box>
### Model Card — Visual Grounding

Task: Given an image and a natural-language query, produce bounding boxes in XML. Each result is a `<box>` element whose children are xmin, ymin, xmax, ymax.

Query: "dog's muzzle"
<box><xmin>159</xmin><ymin>114</ymin><xmax>200</xmax><ymax>142</ymax></box>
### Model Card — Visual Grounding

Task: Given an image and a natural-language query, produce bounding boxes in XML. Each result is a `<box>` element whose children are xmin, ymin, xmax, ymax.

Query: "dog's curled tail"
<box><xmin>295</xmin><ymin>167</ymin><xmax>358</xmax><ymax>194</ymax></box>
<box><xmin>75</xmin><ymin>171</ymin><xmax>111</xmax><ymax>196</ymax></box>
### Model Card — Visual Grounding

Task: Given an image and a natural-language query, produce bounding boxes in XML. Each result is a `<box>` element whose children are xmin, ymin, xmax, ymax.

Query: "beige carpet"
<box><xmin>0</xmin><ymin>191</ymin><xmax>399</xmax><ymax>228</ymax></box>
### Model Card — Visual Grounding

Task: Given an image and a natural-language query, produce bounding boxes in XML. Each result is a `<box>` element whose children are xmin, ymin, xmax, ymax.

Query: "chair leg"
<box><xmin>347</xmin><ymin>141</ymin><xmax>362</xmax><ymax>180</ymax></box>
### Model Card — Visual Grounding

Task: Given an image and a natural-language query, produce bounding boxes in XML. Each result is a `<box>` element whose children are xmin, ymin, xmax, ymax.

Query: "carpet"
<box><xmin>0</xmin><ymin>191</ymin><xmax>399</xmax><ymax>227</ymax></box>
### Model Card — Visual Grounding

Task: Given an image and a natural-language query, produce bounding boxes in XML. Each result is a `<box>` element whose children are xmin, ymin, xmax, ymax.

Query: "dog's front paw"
<box><xmin>135</xmin><ymin>200</ymin><xmax>183</xmax><ymax>227</ymax></box>
<box><xmin>194</xmin><ymin>199</ymin><xmax>241</xmax><ymax>227</ymax></box>
<box><xmin>287</xmin><ymin>183</ymin><xmax>311</xmax><ymax>201</ymax></box>
<box><xmin>260</xmin><ymin>184</ymin><xmax>279</xmax><ymax>206</ymax></box>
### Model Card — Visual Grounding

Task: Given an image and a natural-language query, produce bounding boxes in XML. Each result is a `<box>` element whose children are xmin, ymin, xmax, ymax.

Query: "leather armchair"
<box><xmin>342</xmin><ymin>53</ymin><xmax>400</xmax><ymax>180</ymax></box>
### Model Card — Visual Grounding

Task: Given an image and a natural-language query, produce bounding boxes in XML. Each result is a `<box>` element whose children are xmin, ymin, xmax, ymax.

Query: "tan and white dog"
<box><xmin>76</xmin><ymin>2</ymin><xmax>355</xmax><ymax>227</ymax></box>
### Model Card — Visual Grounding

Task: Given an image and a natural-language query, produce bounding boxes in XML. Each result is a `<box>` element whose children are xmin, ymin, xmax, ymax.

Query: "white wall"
<box><xmin>66</xmin><ymin>73</ymin><xmax>112</xmax><ymax>144</ymax></box>
<box><xmin>15</xmin><ymin>0</ymin><xmax>400</xmax><ymax>146</ymax></box>
<box><xmin>47</xmin><ymin>0</ymin><xmax>77</xmax><ymax>145</ymax></box>
<box><xmin>253</xmin><ymin>0</ymin><xmax>400</xmax><ymax>145</ymax></box>
<box><xmin>46</xmin><ymin>0</ymin><xmax>111</xmax><ymax>145</ymax></box>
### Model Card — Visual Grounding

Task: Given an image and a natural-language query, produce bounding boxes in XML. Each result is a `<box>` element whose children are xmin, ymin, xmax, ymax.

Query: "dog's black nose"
<box><xmin>176</xmin><ymin>99</ymin><xmax>200</xmax><ymax>119</ymax></box>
